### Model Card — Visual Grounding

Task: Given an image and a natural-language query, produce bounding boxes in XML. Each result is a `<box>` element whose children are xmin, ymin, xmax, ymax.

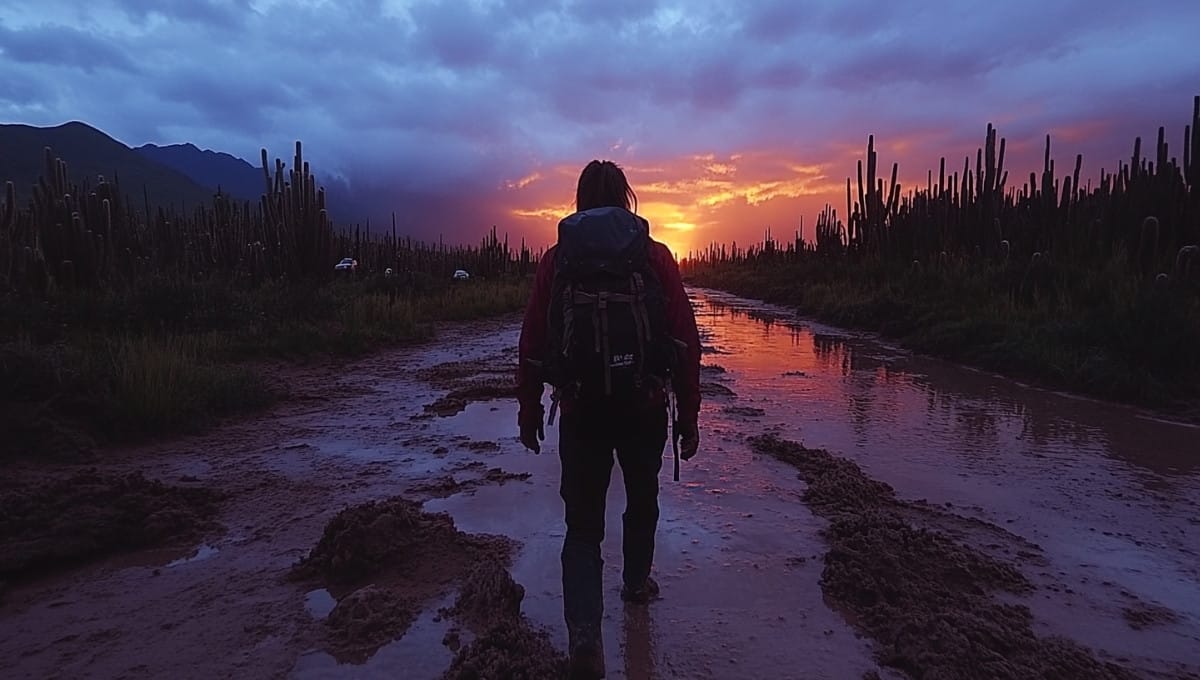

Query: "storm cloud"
<box><xmin>2</xmin><ymin>0</ymin><xmax>1198</xmax><ymax>252</ymax></box>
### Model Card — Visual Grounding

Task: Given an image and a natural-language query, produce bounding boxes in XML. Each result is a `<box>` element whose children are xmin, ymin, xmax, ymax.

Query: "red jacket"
<box><xmin>517</xmin><ymin>240</ymin><xmax>702</xmax><ymax>427</ymax></box>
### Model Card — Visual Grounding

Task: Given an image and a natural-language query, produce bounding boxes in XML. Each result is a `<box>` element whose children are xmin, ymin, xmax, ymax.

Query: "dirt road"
<box><xmin>2</xmin><ymin>290</ymin><xmax>1197</xmax><ymax>679</ymax></box>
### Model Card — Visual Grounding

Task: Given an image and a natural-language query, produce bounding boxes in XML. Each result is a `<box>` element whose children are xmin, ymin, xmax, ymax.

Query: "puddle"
<box><xmin>164</xmin><ymin>544</ymin><xmax>219</xmax><ymax>568</ymax></box>
<box><xmin>401</xmin><ymin>289</ymin><xmax>1200</xmax><ymax>675</ymax></box>
<box><xmin>425</xmin><ymin>433</ymin><xmax>880</xmax><ymax>678</ymax></box>
<box><xmin>305</xmin><ymin>589</ymin><xmax>337</xmax><ymax>620</ymax></box>
<box><xmin>290</xmin><ymin>594</ymin><xmax>459</xmax><ymax>679</ymax></box>
<box><xmin>690</xmin><ymin>288</ymin><xmax>1200</xmax><ymax>669</ymax></box>
<box><xmin>7</xmin><ymin>292</ymin><xmax>1198</xmax><ymax>679</ymax></box>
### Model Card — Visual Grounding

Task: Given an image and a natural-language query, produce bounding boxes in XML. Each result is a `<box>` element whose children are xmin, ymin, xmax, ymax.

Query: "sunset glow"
<box><xmin>4</xmin><ymin>1</ymin><xmax>1197</xmax><ymax>252</ymax></box>
<box><xmin>505</xmin><ymin>152</ymin><xmax>850</xmax><ymax>257</ymax></box>
<box><xmin>497</xmin><ymin>97</ymin><xmax>1198</xmax><ymax>260</ymax></box>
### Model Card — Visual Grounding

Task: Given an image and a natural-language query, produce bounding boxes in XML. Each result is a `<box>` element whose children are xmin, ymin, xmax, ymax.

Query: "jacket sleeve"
<box><xmin>651</xmin><ymin>243</ymin><xmax>702</xmax><ymax>423</ymax></box>
<box><xmin>516</xmin><ymin>248</ymin><xmax>555</xmax><ymax>427</ymax></box>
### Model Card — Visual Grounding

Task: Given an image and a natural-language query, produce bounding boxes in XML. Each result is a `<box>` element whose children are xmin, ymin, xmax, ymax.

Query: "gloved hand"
<box><xmin>519</xmin><ymin>408</ymin><xmax>545</xmax><ymax>454</ymax></box>
<box><xmin>677</xmin><ymin>418</ymin><xmax>700</xmax><ymax>460</ymax></box>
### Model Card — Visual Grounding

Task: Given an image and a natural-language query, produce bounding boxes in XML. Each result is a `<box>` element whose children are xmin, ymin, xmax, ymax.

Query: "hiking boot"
<box><xmin>620</xmin><ymin>576</ymin><xmax>661</xmax><ymax>604</ymax></box>
<box><xmin>568</xmin><ymin>637</ymin><xmax>606</xmax><ymax>679</ymax></box>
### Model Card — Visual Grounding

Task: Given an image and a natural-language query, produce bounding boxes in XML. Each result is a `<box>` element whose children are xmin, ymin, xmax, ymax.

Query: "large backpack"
<box><xmin>543</xmin><ymin>207</ymin><xmax>675</xmax><ymax>402</ymax></box>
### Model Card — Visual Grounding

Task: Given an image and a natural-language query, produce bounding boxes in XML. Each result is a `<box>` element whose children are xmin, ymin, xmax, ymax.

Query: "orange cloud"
<box><xmin>505</xmin><ymin>171</ymin><xmax>543</xmax><ymax>190</ymax></box>
<box><xmin>504</xmin><ymin>150</ymin><xmax>847</xmax><ymax>257</ymax></box>
<box><xmin>505</xmin><ymin>118</ymin><xmax>1123</xmax><ymax>258</ymax></box>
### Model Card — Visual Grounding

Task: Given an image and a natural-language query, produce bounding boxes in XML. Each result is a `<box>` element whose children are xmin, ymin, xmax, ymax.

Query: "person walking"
<box><xmin>516</xmin><ymin>160</ymin><xmax>702</xmax><ymax>679</ymax></box>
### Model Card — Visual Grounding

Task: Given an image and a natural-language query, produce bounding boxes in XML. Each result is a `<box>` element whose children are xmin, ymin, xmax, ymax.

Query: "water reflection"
<box><xmin>622</xmin><ymin>605</ymin><xmax>656</xmax><ymax>680</ymax></box>
<box><xmin>697</xmin><ymin>291</ymin><xmax>1199</xmax><ymax>478</ymax></box>
<box><xmin>693</xmin><ymin>288</ymin><xmax>1200</xmax><ymax>645</ymax></box>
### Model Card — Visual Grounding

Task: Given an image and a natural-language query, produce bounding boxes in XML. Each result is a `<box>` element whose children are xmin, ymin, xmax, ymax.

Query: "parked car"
<box><xmin>334</xmin><ymin>257</ymin><xmax>358</xmax><ymax>272</ymax></box>
<box><xmin>452</xmin><ymin>269</ymin><xmax>470</xmax><ymax>280</ymax></box>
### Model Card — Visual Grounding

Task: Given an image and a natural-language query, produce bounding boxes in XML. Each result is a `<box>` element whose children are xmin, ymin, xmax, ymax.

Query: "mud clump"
<box><xmin>440</xmin><ymin>562</ymin><xmax>567</xmax><ymax>680</ymax></box>
<box><xmin>447</xmin><ymin>561</ymin><xmax>525</xmax><ymax>630</ymax></box>
<box><xmin>724</xmin><ymin>405</ymin><xmax>765</xmax><ymax>418</ymax></box>
<box><xmin>441</xmin><ymin>624</ymin><xmax>568</xmax><ymax>680</ymax></box>
<box><xmin>753</xmin><ymin>436</ymin><xmax>894</xmax><ymax>512</ymax></box>
<box><xmin>425</xmin><ymin>378</ymin><xmax>516</xmax><ymax>417</ymax></box>
<box><xmin>463</xmin><ymin>440</ymin><xmax>501</xmax><ymax>453</ymax></box>
<box><xmin>0</xmin><ymin>471</ymin><xmax>220</xmax><ymax>582</ymax></box>
<box><xmin>294</xmin><ymin>496</ymin><xmax>520</xmax><ymax>663</ymax></box>
<box><xmin>409</xmin><ymin>468</ymin><xmax>531</xmax><ymax>499</ymax></box>
<box><xmin>326</xmin><ymin>585</ymin><xmax>421</xmax><ymax>663</ymax></box>
<box><xmin>418</xmin><ymin>356</ymin><xmax>518</xmax><ymax>417</ymax></box>
<box><xmin>1123</xmin><ymin>601</ymin><xmax>1181</xmax><ymax>630</ymax></box>
<box><xmin>291</xmin><ymin>497</ymin><xmax>512</xmax><ymax>586</ymax></box>
<box><xmin>416</xmin><ymin>356</ymin><xmax>517</xmax><ymax>389</ymax></box>
<box><xmin>749</xmin><ymin>435</ymin><xmax>1138</xmax><ymax>680</ymax></box>
<box><xmin>700</xmin><ymin>382</ymin><xmax>736</xmax><ymax>398</ymax></box>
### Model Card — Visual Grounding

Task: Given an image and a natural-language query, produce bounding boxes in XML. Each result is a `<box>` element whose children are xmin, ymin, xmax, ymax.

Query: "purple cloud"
<box><xmin>0</xmin><ymin>0</ymin><xmax>1197</xmax><ymax>247</ymax></box>
<box><xmin>0</xmin><ymin>21</ymin><xmax>136</xmax><ymax>73</ymax></box>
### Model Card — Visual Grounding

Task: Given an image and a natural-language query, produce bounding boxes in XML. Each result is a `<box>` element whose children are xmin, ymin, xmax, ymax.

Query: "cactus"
<box><xmin>1137</xmin><ymin>216</ymin><xmax>1161</xmax><ymax>273</ymax></box>
<box><xmin>2</xmin><ymin>180</ymin><xmax>13</xmax><ymax>232</ymax></box>
<box><xmin>1178</xmin><ymin>245</ymin><xmax>1199</xmax><ymax>281</ymax></box>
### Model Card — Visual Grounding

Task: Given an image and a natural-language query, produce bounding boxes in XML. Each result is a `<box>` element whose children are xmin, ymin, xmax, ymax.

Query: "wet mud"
<box><xmin>291</xmin><ymin>497</ymin><xmax>512</xmax><ymax>586</ymax></box>
<box><xmin>441</xmin><ymin>622</ymin><xmax>568</xmax><ymax>680</ymax></box>
<box><xmin>461</xmin><ymin>440</ymin><xmax>502</xmax><ymax>453</ymax></box>
<box><xmin>292</xmin><ymin>496</ymin><xmax>567</xmax><ymax>677</ymax></box>
<box><xmin>750</xmin><ymin>435</ymin><xmax>1138</xmax><ymax>680</ymax></box>
<box><xmin>0</xmin><ymin>470</ymin><xmax>220</xmax><ymax>584</ymax></box>
<box><xmin>418</xmin><ymin>355</ymin><xmax>518</xmax><ymax>417</ymax></box>
<box><xmin>409</xmin><ymin>467</ymin><xmax>532</xmax><ymax>500</ymax></box>
<box><xmin>699</xmin><ymin>382</ymin><xmax>736</xmax><ymax>398</ymax></box>
<box><xmin>440</xmin><ymin>563</ymin><xmax>567</xmax><ymax>680</ymax></box>
<box><xmin>325</xmin><ymin>585</ymin><xmax>421</xmax><ymax>664</ymax></box>
<box><xmin>1124</xmin><ymin>601</ymin><xmax>1183</xmax><ymax>631</ymax></box>
<box><xmin>723</xmin><ymin>405</ymin><xmax>766</xmax><ymax>418</ymax></box>
<box><xmin>5</xmin><ymin>296</ymin><xmax>1198</xmax><ymax>679</ymax></box>
<box><xmin>445</xmin><ymin>561</ymin><xmax>526</xmax><ymax>629</ymax></box>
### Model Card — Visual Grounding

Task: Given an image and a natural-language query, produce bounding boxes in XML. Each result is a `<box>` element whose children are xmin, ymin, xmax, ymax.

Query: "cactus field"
<box><xmin>0</xmin><ymin>142</ymin><xmax>535</xmax><ymax>459</ymax></box>
<box><xmin>684</xmin><ymin>96</ymin><xmax>1200</xmax><ymax>412</ymax></box>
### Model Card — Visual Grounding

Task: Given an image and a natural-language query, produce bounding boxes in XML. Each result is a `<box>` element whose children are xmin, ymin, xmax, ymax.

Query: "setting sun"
<box><xmin>503</xmin><ymin>152</ymin><xmax>848</xmax><ymax>257</ymax></box>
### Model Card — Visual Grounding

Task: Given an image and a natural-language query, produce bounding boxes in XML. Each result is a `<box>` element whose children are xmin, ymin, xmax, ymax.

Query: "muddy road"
<box><xmin>1</xmin><ymin>289</ymin><xmax>1198</xmax><ymax>679</ymax></box>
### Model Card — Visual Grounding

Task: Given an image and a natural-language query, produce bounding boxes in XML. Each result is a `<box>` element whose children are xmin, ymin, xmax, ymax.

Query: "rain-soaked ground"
<box><xmin>1</xmin><ymin>288</ymin><xmax>1198</xmax><ymax>679</ymax></box>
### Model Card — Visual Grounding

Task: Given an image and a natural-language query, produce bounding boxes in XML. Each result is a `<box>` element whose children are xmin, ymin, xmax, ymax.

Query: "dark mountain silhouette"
<box><xmin>0</xmin><ymin>121</ymin><xmax>217</xmax><ymax>211</ymax></box>
<box><xmin>135</xmin><ymin>142</ymin><xmax>264</xmax><ymax>202</ymax></box>
<box><xmin>134</xmin><ymin>141</ymin><xmax>360</xmax><ymax>224</ymax></box>
<box><xmin>2</xmin><ymin>120</ymin><xmax>386</xmax><ymax>228</ymax></box>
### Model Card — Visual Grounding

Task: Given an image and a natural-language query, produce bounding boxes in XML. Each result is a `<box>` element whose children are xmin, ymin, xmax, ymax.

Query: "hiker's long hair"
<box><xmin>575</xmin><ymin>160</ymin><xmax>638</xmax><ymax>213</ymax></box>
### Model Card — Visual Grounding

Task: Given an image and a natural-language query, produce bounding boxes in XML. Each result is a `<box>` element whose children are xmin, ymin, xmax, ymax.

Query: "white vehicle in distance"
<box><xmin>334</xmin><ymin>257</ymin><xmax>358</xmax><ymax>272</ymax></box>
<box><xmin>452</xmin><ymin>269</ymin><xmax>470</xmax><ymax>280</ymax></box>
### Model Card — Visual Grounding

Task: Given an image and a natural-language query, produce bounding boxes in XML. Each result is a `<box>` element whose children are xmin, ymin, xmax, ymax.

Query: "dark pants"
<box><xmin>558</xmin><ymin>401</ymin><xmax>668</xmax><ymax>648</ymax></box>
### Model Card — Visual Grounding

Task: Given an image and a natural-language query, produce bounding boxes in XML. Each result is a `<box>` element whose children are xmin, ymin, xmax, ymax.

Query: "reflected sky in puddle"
<box><xmin>304</xmin><ymin>589</ymin><xmax>336</xmax><ymax>620</ymax></box>
<box><xmin>165</xmin><ymin>544</ymin><xmax>219</xmax><ymax>568</ymax></box>
<box><xmin>284</xmin><ymin>288</ymin><xmax>1200</xmax><ymax>675</ymax></box>
<box><xmin>291</xmin><ymin>594</ymin><xmax>458</xmax><ymax>680</ymax></box>
<box><xmin>691</xmin><ymin>288</ymin><xmax>1200</xmax><ymax>661</ymax></box>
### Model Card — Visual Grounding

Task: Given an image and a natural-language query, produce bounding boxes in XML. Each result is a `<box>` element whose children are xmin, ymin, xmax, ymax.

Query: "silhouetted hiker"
<box><xmin>517</xmin><ymin>160</ymin><xmax>702</xmax><ymax>678</ymax></box>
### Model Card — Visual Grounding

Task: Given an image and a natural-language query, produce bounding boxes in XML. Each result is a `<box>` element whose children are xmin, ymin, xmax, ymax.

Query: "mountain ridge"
<box><xmin>0</xmin><ymin>121</ymin><xmax>218</xmax><ymax>211</ymax></box>
<box><xmin>134</xmin><ymin>142</ymin><xmax>265</xmax><ymax>202</ymax></box>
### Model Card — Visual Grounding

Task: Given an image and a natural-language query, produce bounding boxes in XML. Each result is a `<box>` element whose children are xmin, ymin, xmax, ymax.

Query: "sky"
<box><xmin>2</xmin><ymin>0</ymin><xmax>1199</xmax><ymax>256</ymax></box>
